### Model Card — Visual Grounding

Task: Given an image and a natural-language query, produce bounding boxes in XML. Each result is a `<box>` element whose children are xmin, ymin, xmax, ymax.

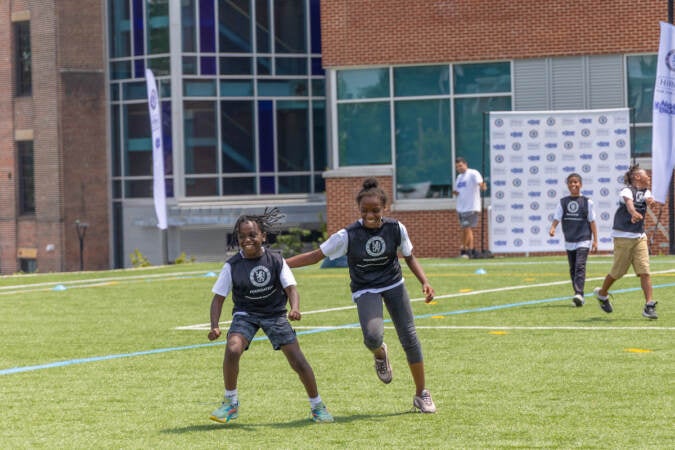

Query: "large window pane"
<box><xmin>337</xmin><ymin>68</ymin><xmax>389</xmax><ymax>99</ymax></box>
<box><xmin>124</xmin><ymin>103</ymin><xmax>152</xmax><ymax>176</ymax></box>
<box><xmin>109</xmin><ymin>0</ymin><xmax>130</xmax><ymax>57</ymax></box>
<box><xmin>255</xmin><ymin>0</ymin><xmax>270</xmax><ymax>53</ymax></box>
<box><xmin>454</xmin><ymin>96</ymin><xmax>511</xmax><ymax>177</ymax></box>
<box><xmin>395</xmin><ymin>99</ymin><xmax>451</xmax><ymax>198</ymax></box>
<box><xmin>221</xmin><ymin>101</ymin><xmax>255</xmax><ymax>173</ymax></box>
<box><xmin>222</xmin><ymin>177</ymin><xmax>255</xmax><ymax>195</ymax></box>
<box><xmin>627</xmin><ymin>55</ymin><xmax>656</xmax><ymax>124</ymax></box>
<box><xmin>219</xmin><ymin>0</ymin><xmax>251</xmax><ymax>52</ymax></box>
<box><xmin>633</xmin><ymin>125</ymin><xmax>652</xmax><ymax>156</ymax></box>
<box><xmin>279</xmin><ymin>175</ymin><xmax>310</xmax><ymax>193</ymax></box>
<box><xmin>277</xmin><ymin>101</ymin><xmax>309</xmax><ymax>171</ymax></box>
<box><xmin>454</xmin><ymin>62</ymin><xmax>511</xmax><ymax>94</ymax></box>
<box><xmin>274</xmin><ymin>0</ymin><xmax>306</xmax><ymax>53</ymax></box>
<box><xmin>147</xmin><ymin>0</ymin><xmax>169</xmax><ymax>54</ymax></box>
<box><xmin>185</xmin><ymin>177</ymin><xmax>218</xmax><ymax>196</ymax></box>
<box><xmin>18</xmin><ymin>141</ymin><xmax>35</xmax><ymax>214</ymax></box>
<box><xmin>338</xmin><ymin>102</ymin><xmax>391</xmax><ymax>165</ymax></box>
<box><xmin>182</xmin><ymin>0</ymin><xmax>196</xmax><ymax>52</ymax></box>
<box><xmin>394</xmin><ymin>65</ymin><xmax>449</xmax><ymax>97</ymax></box>
<box><xmin>14</xmin><ymin>21</ymin><xmax>31</xmax><ymax>96</ymax></box>
<box><xmin>184</xmin><ymin>101</ymin><xmax>217</xmax><ymax>174</ymax></box>
<box><xmin>312</xmin><ymin>101</ymin><xmax>326</xmax><ymax>171</ymax></box>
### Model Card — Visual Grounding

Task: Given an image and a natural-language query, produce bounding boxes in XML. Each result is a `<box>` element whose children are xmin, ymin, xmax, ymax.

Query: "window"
<box><xmin>17</xmin><ymin>141</ymin><xmax>35</xmax><ymax>214</ymax></box>
<box><xmin>14</xmin><ymin>21</ymin><xmax>31</xmax><ymax>96</ymax></box>
<box><xmin>627</xmin><ymin>54</ymin><xmax>657</xmax><ymax>156</ymax></box>
<box><xmin>335</xmin><ymin>63</ymin><xmax>512</xmax><ymax>198</ymax></box>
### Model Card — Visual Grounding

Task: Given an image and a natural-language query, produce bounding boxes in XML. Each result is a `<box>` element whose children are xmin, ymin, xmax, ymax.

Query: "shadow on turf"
<box><xmin>161</xmin><ymin>410</ymin><xmax>415</xmax><ymax>433</ymax></box>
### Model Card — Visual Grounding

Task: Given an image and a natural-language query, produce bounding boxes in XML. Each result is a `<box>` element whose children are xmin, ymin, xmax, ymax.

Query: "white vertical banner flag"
<box><xmin>651</xmin><ymin>21</ymin><xmax>675</xmax><ymax>204</ymax></box>
<box><xmin>145</xmin><ymin>69</ymin><xmax>167</xmax><ymax>230</ymax></box>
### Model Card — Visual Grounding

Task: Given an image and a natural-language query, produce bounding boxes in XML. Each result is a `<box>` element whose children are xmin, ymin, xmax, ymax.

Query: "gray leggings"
<box><xmin>355</xmin><ymin>284</ymin><xmax>423</xmax><ymax>364</ymax></box>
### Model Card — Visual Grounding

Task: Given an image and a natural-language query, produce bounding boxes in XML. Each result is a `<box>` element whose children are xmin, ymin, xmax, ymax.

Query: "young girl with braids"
<box><xmin>286</xmin><ymin>178</ymin><xmax>437</xmax><ymax>413</ymax></box>
<box><xmin>594</xmin><ymin>165</ymin><xmax>659</xmax><ymax>319</ymax></box>
<box><xmin>208</xmin><ymin>208</ymin><xmax>334</xmax><ymax>423</ymax></box>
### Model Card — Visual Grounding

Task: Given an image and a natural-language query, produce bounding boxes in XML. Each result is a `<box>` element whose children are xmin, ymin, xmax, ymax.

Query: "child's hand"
<box><xmin>631</xmin><ymin>212</ymin><xmax>643</xmax><ymax>223</ymax></box>
<box><xmin>549</xmin><ymin>228</ymin><xmax>555</xmax><ymax>237</ymax></box>
<box><xmin>288</xmin><ymin>309</ymin><xmax>302</xmax><ymax>321</ymax></box>
<box><xmin>423</xmin><ymin>283</ymin><xmax>435</xmax><ymax>303</ymax></box>
<box><xmin>208</xmin><ymin>327</ymin><xmax>221</xmax><ymax>341</ymax></box>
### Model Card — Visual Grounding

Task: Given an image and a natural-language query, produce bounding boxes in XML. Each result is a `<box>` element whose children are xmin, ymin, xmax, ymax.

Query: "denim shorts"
<box><xmin>227</xmin><ymin>313</ymin><xmax>297</xmax><ymax>350</ymax></box>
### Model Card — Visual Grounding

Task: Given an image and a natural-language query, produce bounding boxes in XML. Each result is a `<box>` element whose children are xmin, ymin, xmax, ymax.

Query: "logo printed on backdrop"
<box><xmin>489</xmin><ymin>108</ymin><xmax>630</xmax><ymax>253</ymax></box>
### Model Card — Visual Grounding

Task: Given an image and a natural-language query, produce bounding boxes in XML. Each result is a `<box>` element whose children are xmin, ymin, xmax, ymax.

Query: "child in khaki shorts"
<box><xmin>594</xmin><ymin>165</ymin><xmax>659</xmax><ymax>319</ymax></box>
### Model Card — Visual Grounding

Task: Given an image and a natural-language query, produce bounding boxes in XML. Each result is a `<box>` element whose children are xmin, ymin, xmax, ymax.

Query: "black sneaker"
<box><xmin>593</xmin><ymin>287</ymin><xmax>613</xmax><ymax>313</ymax></box>
<box><xmin>642</xmin><ymin>301</ymin><xmax>658</xmax><ymax>320</ymax></box>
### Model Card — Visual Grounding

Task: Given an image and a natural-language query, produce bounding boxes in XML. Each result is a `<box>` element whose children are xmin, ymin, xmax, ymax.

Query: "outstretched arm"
<box><xmin>286</xmin><ymin>248</ymin><xmax>326</xmax><ymax>268</ymax></box>
<box><xmin>403</xmin><ymin>253</ymin><xmax>434</xmax><ymax>303</ymax></box>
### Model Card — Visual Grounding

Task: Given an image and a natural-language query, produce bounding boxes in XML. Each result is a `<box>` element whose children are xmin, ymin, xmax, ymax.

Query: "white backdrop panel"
<box><xmin>489</xmin><ymin>108</ymin><xmax>630</xmax><ymax>253</ymax></box>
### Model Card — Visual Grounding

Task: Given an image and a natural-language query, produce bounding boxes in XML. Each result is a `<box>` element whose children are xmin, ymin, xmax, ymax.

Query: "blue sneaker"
<box><xmin>311</xmin><ymin>402</ymin><xmax>334</xmax><ymax>423</ymax></box>
<box><xmin>210</xmin><ymin>400</ymin><xmax>239</xmax><ymax>423</ymax></box>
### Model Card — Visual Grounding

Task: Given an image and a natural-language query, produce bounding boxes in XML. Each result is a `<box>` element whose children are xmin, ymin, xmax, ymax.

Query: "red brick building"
<box><xmin>0</xmin><ymin>1</ymin><xmax>108</xmax><ymax>274</ymax></box>
<box><xmin>320</xmin><ymin>0</ymin><xmax>671</xmax><ymax>257</ymax></box>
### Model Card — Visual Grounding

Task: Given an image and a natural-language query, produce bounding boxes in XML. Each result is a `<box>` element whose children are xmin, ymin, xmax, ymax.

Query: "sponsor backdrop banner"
<box><xmin>489</xmin><ymin>108</ymin><xmax>630</xmax><ymax>253</ymax></box>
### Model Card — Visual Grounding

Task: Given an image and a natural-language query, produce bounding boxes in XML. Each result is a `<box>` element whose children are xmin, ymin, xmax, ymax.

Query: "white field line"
<box><xmin>292</xmin><ymin>325</ymin><xmax>675</xmax><ymax>331</ymax></box>
<box><xmin>176</xmin><ymin>268</ymin><xmax>675</xmax><ymax>331</ymax></box>
<box><xmin>0</xmin><ymin>270</ymin><xmax>216</xmax><ymax>296</ymax></box>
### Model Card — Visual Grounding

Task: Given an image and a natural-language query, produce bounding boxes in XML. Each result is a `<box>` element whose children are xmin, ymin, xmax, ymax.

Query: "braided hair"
<box><xmin>356</xmin><ymin>177</ymin><xmax>388</xmax><ymax>207</ymax></box>
<box><xmin>623</xmin><ymin>164</ymin><xmax>643</xmax><ymax>187</ymax></box>
<box><xmin>230</xmin><ymin>207</ymin><xmax>286</xmax><ymax>248</ymax></box>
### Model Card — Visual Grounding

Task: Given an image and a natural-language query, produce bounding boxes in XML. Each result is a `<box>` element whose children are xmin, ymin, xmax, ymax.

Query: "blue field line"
<box><xmin>2</xmin><ymin>282</ymin><xmax>673</xmax><ymax>376</ymax></box>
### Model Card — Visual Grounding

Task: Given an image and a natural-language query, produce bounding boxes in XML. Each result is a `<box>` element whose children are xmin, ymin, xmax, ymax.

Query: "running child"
<box><xmin>549</xmin><ymin>173</ymin><xmax>599</xmax><ymax>306</ymax></box>
<box><xmin>593</xmin><ymin>165</ymin><xmax>659</xmax><ymax>319</ymax></box>
<box><xmin>286</xmin><ymin>178</ymin><xmax>437</xmax><ymax>413</ymax></box>
<box><xmin>208</xmin><ymin>208</ymin><xmax>334</xmax><ymax>423</ymax></box>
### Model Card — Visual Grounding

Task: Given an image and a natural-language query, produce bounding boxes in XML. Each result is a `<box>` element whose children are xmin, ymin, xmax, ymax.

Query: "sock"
<box><xmin>225</xmin><ymin>389</ymin><xmax>238</xmax><ymax>404</ymax></box>
<box><xmin>309</xmin><ymin>395</ymin><xmax>323</xmax><ymax>409</ymax></box>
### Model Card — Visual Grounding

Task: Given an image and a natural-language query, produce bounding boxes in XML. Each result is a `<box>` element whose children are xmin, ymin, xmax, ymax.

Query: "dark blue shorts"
<box><xmin>227</xmin><ymin>313</ymin><xmax>297</xmax><ymax>350</ymax></box>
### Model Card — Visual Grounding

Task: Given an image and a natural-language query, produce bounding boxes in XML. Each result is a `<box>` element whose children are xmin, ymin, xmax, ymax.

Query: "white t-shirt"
<box><xmin>319</xmin><ymin>220</ymin><xmax>414</xmax><ymax>260</ymax></box>
<box><xmin>454</xmin><ymin>168</ymin><xmax>483</xmax><ymax>213</ymax></box>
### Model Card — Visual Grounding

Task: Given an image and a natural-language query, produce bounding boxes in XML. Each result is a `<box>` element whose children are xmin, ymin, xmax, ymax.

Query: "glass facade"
<box><xmin>626</xmin><ymin>54</ymin><xmax>657</xmax><ymax>156</ymax></box>
<box><xmin>335</xmin><ymin>63</ymin><xmax>512</xmax><ymax>199</ymax></box>
<box><xmin>108</xmin><ymin>0</ymin><xmax>325</xmax><ymax>201</ymax></box>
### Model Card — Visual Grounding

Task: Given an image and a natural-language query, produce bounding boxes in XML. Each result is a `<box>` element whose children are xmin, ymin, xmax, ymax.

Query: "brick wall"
<box><xmin>0</xmin><ymin>1</ymin><xmax>107</xmax><ymax>274</ymax></box>
<box><xmin>0</xmin><ymin>2</ymin><xmax>16</xmax><ymax>274</ymax></box>
<box><xmin>321</xmin><ymin>0</ymin><xmax>665</xmax><ymax>67</ymax></box>
<box><xmin>325</xmin><ymin>175</ymin><xmax>488</xmax><ymax>257</ymax></box>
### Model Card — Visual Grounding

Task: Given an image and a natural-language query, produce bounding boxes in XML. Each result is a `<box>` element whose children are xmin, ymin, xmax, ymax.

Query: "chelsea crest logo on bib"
<box><xmin>250</xmin><ymin>266</ymin><xmax>271</xmax><ymax>287</ymax></box>
<box><xmin>365</xmin><ymin>236</ymin><xmax>386</xmax><ymax>257</ymax></box>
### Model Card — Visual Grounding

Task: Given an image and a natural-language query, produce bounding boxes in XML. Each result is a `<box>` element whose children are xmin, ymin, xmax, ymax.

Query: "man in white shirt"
<box><xmin>452</xmin><ymin>157</ymin><xmax>487</xmax><ymax>258</ymax></box>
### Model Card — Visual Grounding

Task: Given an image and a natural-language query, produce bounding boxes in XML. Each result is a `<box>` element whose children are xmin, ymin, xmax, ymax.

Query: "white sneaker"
<box><xmin>413</xmin><ymin>389</ymin><xmax>436</xmax><ymax>413</ymax></box>
<box><xmin>374</xmin><ymin>343</ymin><xmax>392</xmax><ymax>384</ymax></box>
<box><xmin>572</xmin><ymin>294</ymin><xmax>585</xmax><ymax>307</ymax></box>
